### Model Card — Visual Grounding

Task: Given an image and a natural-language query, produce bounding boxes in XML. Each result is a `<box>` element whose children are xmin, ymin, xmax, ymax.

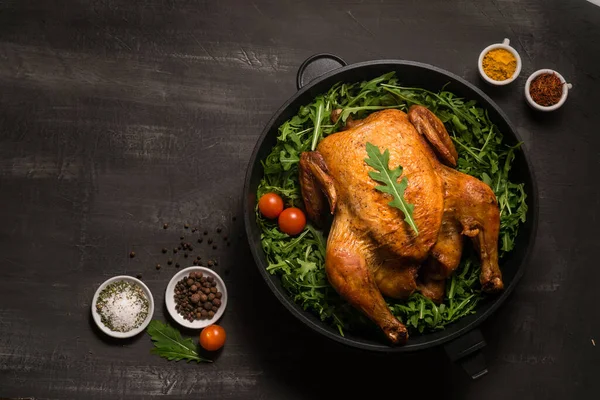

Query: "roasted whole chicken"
<box><xmin>299</xmin><ymin>107</ymin><xmax>502</xmax><ymax>344</ymax></box>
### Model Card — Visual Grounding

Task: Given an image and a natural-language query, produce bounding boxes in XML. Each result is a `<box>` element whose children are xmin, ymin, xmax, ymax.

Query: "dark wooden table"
<box><xmin>1</xmin><ymin>0</ymin><xmax>599</xmax><ymax>398</ymax></box>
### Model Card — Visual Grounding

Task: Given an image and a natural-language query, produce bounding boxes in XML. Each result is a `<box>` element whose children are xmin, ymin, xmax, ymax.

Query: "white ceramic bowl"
<box><xmin>91</xmin><ymin>275</ymin><xmax>155</xmax><ymax>338</ymax></box>
<box><xmin>524</xmin><ymin>69</ymin><xmax>572</xmax><ymax>111</ymax></box>
<box><xmin>165</xmin><ymin>266</ymin><xmax>228</xmax><ymax>329</ymax></box>
<box><xmin>478</xmin><ymin>38</ymin><xmax>522</xmax><ymax>86</ymax></box>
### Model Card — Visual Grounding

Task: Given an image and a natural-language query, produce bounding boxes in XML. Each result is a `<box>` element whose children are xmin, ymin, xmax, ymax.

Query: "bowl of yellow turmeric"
<box><xmin>478</xmin><ymin>38</ymin><xmax>522</xmax><ymax>85</ymax></box>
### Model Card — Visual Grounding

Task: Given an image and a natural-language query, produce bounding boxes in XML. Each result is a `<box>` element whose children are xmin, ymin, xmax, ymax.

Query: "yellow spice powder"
<box><xmin>482</xmin><ymin>49</ymin><xmax>517</xmax><ymax>81</ymax></box>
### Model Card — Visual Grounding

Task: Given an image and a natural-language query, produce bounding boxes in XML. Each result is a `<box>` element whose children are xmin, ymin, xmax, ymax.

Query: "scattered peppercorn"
<box><xmin>156</xmin><ymin>264</ymin><xmax>161</xmax><ymax>270</ymax></box>
<box><xmin>175</xmin><ymin>263</ymin><xmax>180</xmax><ymax>268</ymax></box>
<box><xmin>167</xmin><ymin>259</ymin><xmax>173</xmax><ymax>265</ymax></box>
<box><xmin>208</xmin><ymin>238</ymin><xmax>213</xmax><ymax>244</ymax></box>
<box><xmin>213</xmin><ymin>245</ymin><xmax>217</xmax><ymax>250</ymax></box>
<box><xmin>223</xmin><ymin>235</ymin><xmax>228</xmax><ymax>241</ymax></box>
<box><xmin>217</xmin><ymin>228</ymin><xmax>222</xmax><ymax>233</ymax></box>
<box><xmin>203</xmin><ymin>230</ymin><xmax>208</xmax><ymax>235</ymax></box>
<box><xmin>184</xmin><ymin>224</ymin><xmax>189</xmax><ymax>229</ymax></box>
<box><xmin>180</xmin><ymin>236</ymin><xmax>184</xmax><ymax>240</ymax></box>
<box><xmin>136</xmin><ymin>273</ymin><xmax>142</xmax><ymax>279</ymax></box>
<box><xmin>232</xmin><ymin>216</ymin><xmax>237</xmax><ymax>221</ymax></box>
<box><xmin>162</xmin><ymin>248</ymin><xmax>167</xmax><ymax>254</ymax></box>
<box><xmin>184</xmin><ymin>253</ymin><xmax>188</xmax><ymax>258</ymax></box>
<box><xmin>207</xmin><ymin>260</ymin><xmax>214</xmax><ymax>267</ymax></box>
<box><xmin>163</xmin><ymin>223</ymin><xmax>169</xmax><ymax>229</ymax></box>
<box><xmin>198</xmin><ymin>238</ymin><xmax>203</xmax><ymax>244</ymax></box>
<box><xmin>173</xmin><ymin>248</ymin><xmax>178</xmax><ymax>254</ymax></box>
<box><xmin>192</xmin><ymin>228</ymin><xmax>197</xmax><ymax>233</ymax></box>
<box><xmin>196</xmin><ymin>255</ymin><xmax>201</xmax><ymax>260</ymax></box>
<box><xmin>129</xmin><ymin>251</ymin><xmax>136</xmax><ymax>258</ymax></box>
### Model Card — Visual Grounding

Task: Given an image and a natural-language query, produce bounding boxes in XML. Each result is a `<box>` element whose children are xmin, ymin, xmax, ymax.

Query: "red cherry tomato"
<box><xmin>199</xmin><ymin>324</ymin><xmax>226</xmax><ymax>351</ymax></box>
<box><xmin>258</xmin><ymin>193</ymin><xmax>284</xmax><ymax>219</ymax></box>
<box><xmin>278</xmin><ymin>207</ymin><xmax>306</xmax><ymax>236</ymax></box>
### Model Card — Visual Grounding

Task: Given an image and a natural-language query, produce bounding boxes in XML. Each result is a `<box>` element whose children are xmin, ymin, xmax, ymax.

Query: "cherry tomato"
<box><xmin>199</xmin><ymin>324</ymin><xmax>226</xmax><ymax>351</ymax></box>
<box><xmin>278</xmin><ymin>207</ymin><xmax>306</xmax><ymax>236</ymax></box>
<box><xmin>258</xmin><ymin>193</ymin><xmax>284</xmax><ymax>219</ymax></box>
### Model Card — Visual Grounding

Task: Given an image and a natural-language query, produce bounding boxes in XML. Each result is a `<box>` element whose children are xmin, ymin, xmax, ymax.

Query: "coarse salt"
<box><xmin>96</xmin><ymin>281</ymin><xmax>149</xmax><ymax>332</ymax></box>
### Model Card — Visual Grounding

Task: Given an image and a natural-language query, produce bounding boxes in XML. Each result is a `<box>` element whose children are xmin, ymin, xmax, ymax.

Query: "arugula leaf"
<box><xmin>364</xmin><ymin>142</ymin><xmax>418</xmax><ymax>235</ymax></box>
<box><xmin>146</xmin><ymin>320</ymin><xmax>212</xmax><ymax>363</ymax></box>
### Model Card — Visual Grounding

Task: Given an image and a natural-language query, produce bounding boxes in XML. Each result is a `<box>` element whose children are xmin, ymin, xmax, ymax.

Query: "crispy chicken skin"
<box><xmin>299</xmin><ymin>107</ymin><xmax>502</xmax><ymax>344</ymax></box>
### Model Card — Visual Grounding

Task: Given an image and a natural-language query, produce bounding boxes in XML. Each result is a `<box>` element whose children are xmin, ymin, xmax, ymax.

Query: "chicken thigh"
<box><xmin>299</xmin><ymin>107</ymin><xmax>502</xmax><ymax>344</ymax></box>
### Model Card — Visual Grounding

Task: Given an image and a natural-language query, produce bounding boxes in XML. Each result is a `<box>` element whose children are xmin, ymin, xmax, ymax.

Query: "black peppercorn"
<box><xmin>129</xmin><ymin>251</ymin><xmax>136</xmax><ymax>258</ymax></box>
<box><xmin>203</xmin><ymin>230</ymin><xmax>208</xmax><ymax>235</ymax></box>
<box><xmin>167</xmin><ymin>259</ymin><xmax>173</xmax><ymax>265</ymax></box>
<box><xmin>217</xmin><ymin>228</ymin><xmax>222</xmax><ymax>233</ymax></box>
<box><xmin>156</xmin><ymin>264</ymin><xmax>161</xmax><ymax>270</ymax></box>
<box><xmin>162</xmin><ymin>248</ymin><xmax>167</xmax><ymax>253</ymax></box>
<box><xmin>207</xmin><ymin>238</ymin><xmax>213</xmax><ymax>244</ymax></box>
<box><xmin>180</xmin><ymin>236</ymin><xmax>184</xmax><ymax>240</ymax></box>
<box><xmin>136</xmin><ymin>273</ymin><xmax>142</xmax><ymax>279</ymax></box>
<box><xmin>198</xmin><ymin>238</ymin><xmax>203</xmax><ymax>243</ymax></box>
<box><xmin>184</xmin><ymin>253</ymin><xmax>188</xmax><ymax>258</ymax></box>
<box><xmin>213</xmin><ymin>245</ymin><xmax>217</xmax><ymax>250</ymax></box>
<box><xmin>175</xmin><ymin>263</ymin><xmax>180</xmax><ymax>268</ymax></box>
<box><xmin>173</xmin><ymin>248</ymin><xmax>178</xmax><ymax>253</ymax></box>
<box><xmin>163</xmin><ymin>223</ymin><xmax>169</xmax><ymax>229</ymax></box>
<box><xmin>184</xmin><ymin>224</ymin><xmax>189</xmax><ymax>229</ymax></box>
<box><xmin>207</xmin><ymin>260</ymin><xmax>214</xmax><ymax>267</ymax></box>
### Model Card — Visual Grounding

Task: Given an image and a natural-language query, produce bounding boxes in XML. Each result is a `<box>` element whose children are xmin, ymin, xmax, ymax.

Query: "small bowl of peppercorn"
<box><xmin>525</xmin><ymin>69</ymin><xmax>572</xmax><ymax>112</ymax></box>
<box><xmin>165</xmin><ymin>266</ymin><xmax>228</xmax><ymax>329</ymax></box>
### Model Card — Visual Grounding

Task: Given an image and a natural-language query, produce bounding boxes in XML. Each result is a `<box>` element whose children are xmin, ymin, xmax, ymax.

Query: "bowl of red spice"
<box><xmin>525</xmin><ymin>69</ymin><xmax>572</xmax><ymax>111</ymax></box>
<box><xmin>478</xmin><ymin>38</ymin><xmax>522</xmax><ymax>86</ymax></box>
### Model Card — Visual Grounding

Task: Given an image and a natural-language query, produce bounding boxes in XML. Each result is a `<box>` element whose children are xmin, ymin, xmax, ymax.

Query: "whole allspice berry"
<box><xmin>190</xmin><ymin>293</ymin><xmax>201</xmax><ymax>303</ymax></box>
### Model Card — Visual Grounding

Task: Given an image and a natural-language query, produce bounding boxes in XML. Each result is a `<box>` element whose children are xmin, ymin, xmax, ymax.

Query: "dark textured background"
<box><xmin>1</xmin><ymin>0</ymin><xmax>599</xmax><ymax>399</ymax></box>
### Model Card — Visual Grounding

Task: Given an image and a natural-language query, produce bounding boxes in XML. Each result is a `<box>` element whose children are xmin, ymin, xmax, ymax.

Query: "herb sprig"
<box><xmin>364</xmin><ymin>142</ymin><xmax>418</xmax><ymax>235</ymax></box>
<box><xmin>146</xmin><ymin>320</ymin><xmax>212</xmax><ymax>363</ymax></box>
<box><xmin>256</xmin><ymin>72</ymin><xmax>527</xmax><ymax>335</ymax></box>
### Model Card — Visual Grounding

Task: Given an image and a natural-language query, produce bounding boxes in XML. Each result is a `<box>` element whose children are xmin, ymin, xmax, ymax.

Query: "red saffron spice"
<box><xmin>529</xmin><ymin>73</ymin><xmax>563</xmax><ymax>106</ymax></box>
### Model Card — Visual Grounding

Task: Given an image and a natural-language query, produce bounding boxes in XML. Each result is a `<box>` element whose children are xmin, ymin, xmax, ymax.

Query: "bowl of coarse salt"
<box><xmin>91</xmin><ymin>275</ymin><xmax>155</xmax><ymax>338</ymax></box>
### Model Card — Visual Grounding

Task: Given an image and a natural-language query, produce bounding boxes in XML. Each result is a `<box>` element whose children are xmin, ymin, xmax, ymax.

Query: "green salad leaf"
<box><xmin>256</xmin><ymin>72</ymin><xmax>527</xmax><ymax>335</ymax></box>
<box><xmin>364</xmin><ymin>142</ymin><xmax>418</xmax><ymax>235</ymax></box>
<box><xmin>146</xmin><ymin>320</ymin><xmax>212</xmax><ymax>363</ymax></box>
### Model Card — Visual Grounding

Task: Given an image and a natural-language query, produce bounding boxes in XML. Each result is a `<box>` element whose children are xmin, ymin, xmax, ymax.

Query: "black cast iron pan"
<box><xmin>243</xmin><ymin>54</ymin><xmax>538</xmax><ymax>379</ymax></box>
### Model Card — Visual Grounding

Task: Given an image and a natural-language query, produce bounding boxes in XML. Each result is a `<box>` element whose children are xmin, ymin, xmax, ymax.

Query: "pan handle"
<box><xmin>444</xmin><ymin>328</ymin><xmax>488</xmax><ymax>379</ymax></box>
<box><xmin>296</xmin><ymin>53</ymin><xmax>347</xmax><ymax>90</ymax></box>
